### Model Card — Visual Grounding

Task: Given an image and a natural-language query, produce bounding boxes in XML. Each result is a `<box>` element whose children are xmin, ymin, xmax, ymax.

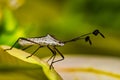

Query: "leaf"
<box><xmin>0</xmin><ymin>45</ymin><xmax>62</xmax><ymax>80</ymax></box>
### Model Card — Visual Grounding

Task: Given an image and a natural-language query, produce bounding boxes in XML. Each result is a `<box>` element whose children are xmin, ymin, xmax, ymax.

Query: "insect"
<box><xmin>5</xmin><ymin>29</ymin><xmax>105</xmax><ymax>69</ymax></box>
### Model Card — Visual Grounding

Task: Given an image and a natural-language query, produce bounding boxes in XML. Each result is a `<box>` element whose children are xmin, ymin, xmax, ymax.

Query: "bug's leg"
<box><xmin>22</xmin><ymin>45</ymin><xmax>33</xmax><ymax>50</ymax></box>
<box><xmin>50</xmin><ymin>52</ymin><xmax>56</xmax><ymax>69</ymax></box>
<box><xmin>4</xmin><ymin>37</ymin><xmax>43</xmax><ymax>51</ymax></box>
<box><xmin>26</xmin><ymin>45</ymin><xmax>43</xmax><ymax>58</ymax></box>
<box><xmin>52</xmin><ymin>47</ymin><xmax>64</xmax><ymax>64</ymax></box>
<box><xmin>47</xmin><ymin>54</ymin><xmax>54</xmax><ymax>63</ymax></box>
<box><xmin>4</xmin><ymin>37</ymin><xmax>23</xmax><ymax>51</ymax></box>
<box><xmin>47</xmin><ymin>45</ymin><xmax>56</xmax><ymax>69</ymax></box>
<box><xmin>47</xmin><ymin>45</ymin><xmax>55</xmax><ymax>62</ymax></box>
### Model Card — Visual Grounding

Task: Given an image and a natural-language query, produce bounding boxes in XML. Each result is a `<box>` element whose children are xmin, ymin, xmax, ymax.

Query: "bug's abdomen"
<box><xmin>18</xmin><ymin>37</ymin><xmax>64</xmax><ymax>46</ymax></box>
<box><xmin>18</xmin><ymin>39</ymin><xmax>34</xmax><ymax>46</ymax></box>
<box><xmin>18</xmin><ymin>38</ymin><xmax>48</xmax><ymax>46</ymax></box>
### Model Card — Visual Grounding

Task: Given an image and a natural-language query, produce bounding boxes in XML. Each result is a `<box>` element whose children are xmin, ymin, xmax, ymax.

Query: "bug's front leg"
<box><xmin>47</xmin><ymin>45</ymin><xmax>57</xmax><ymax>69</ymax></box>
<box><xmin>47</xmin><ymin>46</ymin><xmax>64</xmax><ymax>69</ymax></box>
<box><xmin>52</xmin><ymin>47</ymin><xmax>64</xmax><ymax>64</ymax></box>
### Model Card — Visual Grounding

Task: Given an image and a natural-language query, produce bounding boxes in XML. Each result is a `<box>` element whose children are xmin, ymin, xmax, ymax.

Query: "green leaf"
<box><xmin>0</xmin><ymin>45</ymin><xmax>62</xmax><ymax>80</ymax></box>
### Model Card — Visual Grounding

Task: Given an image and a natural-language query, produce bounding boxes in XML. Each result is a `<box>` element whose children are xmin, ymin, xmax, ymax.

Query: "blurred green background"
<box><xmin>0</xmin><ymin>0</ymin><xmax>120</xmax><ymax>57</ymax></box>
<box><xmin>0</xmin><ymin>0</ymin><xmax>120</xmax><ymax>80</ymax></box>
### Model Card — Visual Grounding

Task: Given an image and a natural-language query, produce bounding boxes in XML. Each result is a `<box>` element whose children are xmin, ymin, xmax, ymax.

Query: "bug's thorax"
<box><xmin>18</xmin><ymin>34</ymin><xmax>64</xmax><ymax>46</ymax></box>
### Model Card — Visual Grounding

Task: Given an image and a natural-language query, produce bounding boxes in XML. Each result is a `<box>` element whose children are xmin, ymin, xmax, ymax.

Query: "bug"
<box><xmin>5</xmin><ymin>29</ymin><xmax>105</xmax><ymax>69</ymax></box>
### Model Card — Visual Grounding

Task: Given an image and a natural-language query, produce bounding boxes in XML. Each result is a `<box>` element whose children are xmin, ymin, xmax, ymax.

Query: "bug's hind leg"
<box><xmin>4</xmin><ymin>37</ymin><xmax>42</xmax><ymax>51</ymax></box>
<box><xmin>4</xmin><ymin>37</ymin><xmax>23</xmax><ymax>51</ymax></box>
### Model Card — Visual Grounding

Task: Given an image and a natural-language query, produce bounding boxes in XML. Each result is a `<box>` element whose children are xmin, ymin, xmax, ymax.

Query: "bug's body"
<box><xmin>18</xmin><ymin>34</ymin><xmax>64</xmax><ymax>46</ymax></box>
<box><xmin>5</xmin><ymin>29</ymin><xmax>105</xmax><ymax>69</ymax></box>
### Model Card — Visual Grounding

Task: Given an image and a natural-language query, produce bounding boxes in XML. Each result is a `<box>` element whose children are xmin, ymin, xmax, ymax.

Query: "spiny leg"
<box><xmin>47</xmin><ymin>45</ymin><xmax>56</xmax><ymax>69</ymax></box>
<box><xmin>26</xmin><ymin>45</ymin><xmax>43</xmax><ymax>58</ymax></box>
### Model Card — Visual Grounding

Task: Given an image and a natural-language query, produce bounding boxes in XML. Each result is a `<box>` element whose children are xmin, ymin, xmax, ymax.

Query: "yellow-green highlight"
<box><xmin>3</xmin><ymin>8</ymin><xmax>17</xmax><ymax>32</ymax></box>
